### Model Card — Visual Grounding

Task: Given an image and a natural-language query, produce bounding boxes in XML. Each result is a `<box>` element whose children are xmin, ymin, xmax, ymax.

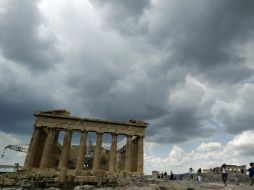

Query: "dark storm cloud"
<box><xmin>145</xmin><ymin>96</ymin><xmax>216</xmax><ymax>143</ymax></box>
<box><xmin>64</xmin><ymin>54</ymin><xmax>169</xmax><ymax>121</ymax></box>
<box><xmin>149</xmin><ymin>0</ymin><xmax>254</xmax><ymax>55</ymax></box>
<box><xmin>199</xmin><ymin>63</ymin><xmax>253</xmax><ymax>84</ymax></box>
<box><xmin>1</xmin><ymin>0</ymin><xmax>254</xmax><ymax>145</ymax></box>
<box><xmin>213</xmin><ymin>85</ymin><xmax>254</xmax><ymax>134</ymax></box>
<box><xmin>0</xmin><ymin>63</ymin><xmax>56</xmax><ymax>134</ymax></box>
<box><xmin>0</xmin><ymin>100</ymin><xmax>52</xmax><ymax>134</ymax></box>
<box><xmin>145</xmin><ymin>0</ymin><xmax>254</xmax><ymax>83</ymax></box>
<box><xmin>0</xmin><ymin>0</ymin><xmax>61</xmax><ymax>71</ymax></box>
<box><xmin>0</xmin><ymin>93</ymin><xmax>55</xmax><ymax>134</ymax></box>
<box><xmin>89</xmin><ymin>0</ymin><xmax>151</xmax><ymax>35</ymax></box>
<box><xmin>82</xmin><ymin>0</ymin><xmax>254</xmax><ymax>143</ymax></box>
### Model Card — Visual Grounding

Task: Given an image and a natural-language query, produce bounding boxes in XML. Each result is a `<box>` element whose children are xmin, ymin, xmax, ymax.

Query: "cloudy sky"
<box><xmin>0</xmin><ymin>0</ymin><xmax>254</xmax><ymax>174</ymax></box>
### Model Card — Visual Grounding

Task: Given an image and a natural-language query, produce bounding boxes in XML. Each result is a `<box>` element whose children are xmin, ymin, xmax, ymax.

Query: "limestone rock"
<box><xmin>3</xmin><ymin>178</ymin><xmax>15</xmax><ymax>186</ymax></box>
<box><xmin>73</xmin><ymin>185</ymin><xmax>96</xmax><ymax>190</ymax></box>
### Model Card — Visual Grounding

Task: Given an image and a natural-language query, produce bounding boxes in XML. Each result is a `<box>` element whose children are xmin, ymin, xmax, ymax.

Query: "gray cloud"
<box><xmin>0</xmin><ymin>61</ymin><xmax>57</xmax><ymax>134</ymax></box>
<box><xmin>89</xmin><ymin>0</ymin><xmax>151</xmax><ymax>35</ymax></box>
<box><xmin>0</xmin><ymin>0</ymin><xmax>61</xmax><ymax>71</ymax></box>
<box><xmin>0</xmin><ymin>0</ymin><xmax>254</xmax><ymax>145</ymax></box>
<box><xmin>147</xmin><ymin>1</ymin><xmax>254</xmax><ymax>80</ymax></box>
<box><xmin>213</xmin><ymin>85</ymin><xmax>254</xmax><ymax>134</ymax></box>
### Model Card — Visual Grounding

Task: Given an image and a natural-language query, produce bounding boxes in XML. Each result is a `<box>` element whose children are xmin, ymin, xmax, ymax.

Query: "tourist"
<box><xmin>164</xmin><ymin>171</ymin><xmax>168</xmax><ymax>180</ymax></box>
<box><xmin>170</xmin><ymin>171</ymin><xmax>174</xmax><ymax>180</ymax></box>
<box><xmin>189</xmin><ymin>167</ymin><xmax>194</xmax><ymax>181</ymax></box>
<box><xmin>160</xmin><ymin>171</ymin><xmax>164</xmax><ymax>179</ymax></box>
<box><xmin>197</xmin><ymin>168</ymin><xmax>202</xmax><ymax>182</ymax></box>
<box><xmin>220</xmin><ymin>164</ymin><xmax>228</xmax><ymax>186</ymax></box>
<box><xmin>247</xmin><ymin>162</ymin><xmax>254</xmax><ymax>186</ymax></box>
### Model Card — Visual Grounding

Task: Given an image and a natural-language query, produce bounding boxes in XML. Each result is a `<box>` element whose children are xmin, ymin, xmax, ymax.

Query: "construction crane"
<box><xmin>1</xmin><ymin>145</ymin><xmax>28</xmax><ymax>158</ymax></box>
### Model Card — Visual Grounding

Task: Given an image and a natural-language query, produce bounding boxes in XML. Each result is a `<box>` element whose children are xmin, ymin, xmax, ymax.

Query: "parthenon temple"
<box><xmin>23</xmin><ymin>109</ymin><xmax>148</xmax><ymax>182</ymax></box>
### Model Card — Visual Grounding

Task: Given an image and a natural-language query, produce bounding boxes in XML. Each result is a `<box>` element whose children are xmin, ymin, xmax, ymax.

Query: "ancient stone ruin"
<box><xmin>22</xmin><ymin>109</ymin><xmax>148</xmax><ymax>184</ymax></box>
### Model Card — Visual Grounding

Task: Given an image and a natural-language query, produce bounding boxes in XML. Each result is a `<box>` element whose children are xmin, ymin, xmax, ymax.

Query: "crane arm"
<box><xmin>4</xmin><ymin>145</ymin><xmax>28</xmax><ymax>153</ymax></box>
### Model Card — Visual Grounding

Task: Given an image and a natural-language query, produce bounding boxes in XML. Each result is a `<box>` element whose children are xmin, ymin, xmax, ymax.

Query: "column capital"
<box><xmin>126</xmin><ymin>134</ymin><xmax>133</xmax><ymax>138</ymax></box>
<box><xmin>33</xmin><ymin>125</ymin><xmax>42</xmax><ymax>129</ymax></box>
<box><xmin>111</xmin><ymin>133</ymin><xmax>118</xmax><ymax>137</ymax></box>
<box><xmin>47</xmin><ymin>127</ymin><xmax>55</xmax><ymax>131</ymax></box>
<box><xmin>67</xmin><ymin>128</ymin><xmax>72</xmax><ymax>131</ymax></box>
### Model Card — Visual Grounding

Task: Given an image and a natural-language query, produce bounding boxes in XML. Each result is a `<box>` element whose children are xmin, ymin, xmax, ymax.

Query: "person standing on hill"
<box><xmin>220</xmin><ymin>164</ymin><xmax>228</xmax><ymax>186</ymax></box>
<box><xmin>189</xmin><ymin>168</ymin><xmax>194</xmax><ymax>181</ymax></box>
<box><xmin>170</xmin><ymin>171</ymin><xmax>174</xmax><ymax>180</ymax></box>
<box><xmin>164</xmin><ymin>171</ymin><xmax>168</xmax><ymax>180</ymax></box>
<box><xmin>197</xmin><ymin>168</ymin><xmax>202</xmax><ymax>182</ymax></box>
<box><xmin>247</xmin><ymin>162</ymin><xmax>254</xmax><ymax>186</ymax></box>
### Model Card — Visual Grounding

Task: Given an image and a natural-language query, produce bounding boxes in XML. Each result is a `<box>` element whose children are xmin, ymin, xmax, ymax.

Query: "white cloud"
<box><xmin>144</xmin><ymin>130</ymin><xmax>254</xmax><ymax>174</ymax></box>
<box><xmin>225</xmin><ymin>130</ymin><xmax>254</xmax><ymax>157</ymax></box>
<box><xmin>196</xmin><ymin>142</ymin><xmax>222</xmax><ymax>152</ymax></box>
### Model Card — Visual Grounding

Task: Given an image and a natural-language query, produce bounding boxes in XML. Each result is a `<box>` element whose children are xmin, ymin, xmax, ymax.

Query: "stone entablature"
<box><xmin>33</xmin><ymin>111</ymin><xmax>147</xmax><ymax>137</ymax></box>
<box><xmin>23</xmin><ymin>109</ymin><xmax>148</xmax><ymax>181</ymax></box>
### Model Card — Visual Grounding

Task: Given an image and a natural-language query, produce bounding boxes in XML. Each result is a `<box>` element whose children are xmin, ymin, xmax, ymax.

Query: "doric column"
<box><xmin>52</xmin><ymin>130</ymin><xmax>60</xmax><ymax>167</ymax></box>
<box><xmin>92</xmin><ymin>132</ymin><xmax>103</xmax><ymax>171</ymax></box>
<box><xmin>117</xmin><ymin>150</ymin><xmax>125</xmax><ymax>170</ymax></box>
<box><xmin>131</xmin><ymin>137</ymin><xmax>138</xmax><ymax>172</ymax></box>
<box><xmin>40</xmin><ymin>128</ymin><xmax>55</xmax><ymax>169</ymax></box>
<box><xmin>136</xmin><ymin>136</ymin><xmax>144</xmax><ymax>174</ymax></box>
<box><xmin>124</xmin><ymin>135</ymin><xmax>132</xmax><ymax>172</ymax></box>
<box><xmin>23</xmin><ymin>127</ymin><xmax>41</xmax><ymax>170</ymax></box>
<box><xmin>58</xmin><ymin>129</ymin><xmax>72</xmax><ymax>169</ymax></box>
<box><xmin>108</xmin><ymin>133</ymin><xmax>118</xmax><ymax>172</ymax></box>
<box><xmin>53</xmin><ymin>130</ymin><xmax>60</xmax><ymax>149</ymax></box>
<box><xmin>76</xmin><ymin>130</ymin><xmax>87</xmax><ymax>171</ymax></box>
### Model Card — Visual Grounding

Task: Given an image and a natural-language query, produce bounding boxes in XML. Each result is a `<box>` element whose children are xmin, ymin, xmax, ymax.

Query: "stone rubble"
<box><xmin>1</xmin><ymin>172</ymin><xmax>254</xmax><ymax>190</ymax></box>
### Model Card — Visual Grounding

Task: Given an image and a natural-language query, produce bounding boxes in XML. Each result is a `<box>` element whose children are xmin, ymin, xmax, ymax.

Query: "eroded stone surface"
<box><xmin>21</xmin><ymin>109</ymin><xmax>148</xmax><ymax>184</ymax></box>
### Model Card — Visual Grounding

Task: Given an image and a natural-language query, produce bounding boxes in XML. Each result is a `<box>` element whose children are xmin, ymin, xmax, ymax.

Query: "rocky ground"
<box><xmin>1</xmin><ymin>172</ymin><xmax>253</xmax><ymax>189</ymax></box>
<box><xmin>45</xmin><ymin>180</ymin><xmax>253</xmax><ymax>190</ymax></box>
<box><xmin>1</xmin><ymin>180</ymin><xmax>253</xmax><ymax>190</ymax></box>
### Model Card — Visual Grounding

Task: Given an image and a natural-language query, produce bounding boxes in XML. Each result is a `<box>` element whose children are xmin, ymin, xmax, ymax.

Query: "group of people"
<box><xmin>220</xmin><ymin>162</ymin><xmax>254</xmax><ymax>186</ymax></box>
<box><xmin>158</xmin><ymin>171</ymin><xmax>175</xmax><ymax>180</ymax></box>
<box><xmin>189</xmin><ymin>167</ymin><xmax>202</xmax><ymax>182</ymax></box>
<box><xmin>188</xmin><ymin>163</ymin><xmax>254</xmax><ymax>187</ymax></box>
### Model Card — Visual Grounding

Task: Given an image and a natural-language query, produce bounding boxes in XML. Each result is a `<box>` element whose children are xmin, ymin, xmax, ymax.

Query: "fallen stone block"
<box><xmin>73</xmin><ymin>185</ymin><xmax>95</xmax><ymax>190</ymax></box>
<box><xmin>3</xmin><ymin>178</ymin><xmax>15</xmax><ymax>186</ymax></box>
<box><xmin>75</xmin><ymin>176</ymin><xmax>100</xmax><ymax>183</ymax></box>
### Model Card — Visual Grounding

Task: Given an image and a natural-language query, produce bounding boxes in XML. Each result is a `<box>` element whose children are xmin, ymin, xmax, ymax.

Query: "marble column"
<box><xmin>108</xmin><ymin>133</ymin><xmax>117</xmax><ymax>172</ymax></box>
<box><xmin>131</xmin><ymin>137</ymin><xmax>138</xmax><ymax>172</ymax></box>
<box><xmin>124</xmin><ymin>135</ymin><xmax>132</xmax><ymax>172</ymax></box>
<box><xmin>136</xmin><ymin>136</ymin><xmax>144</xmax><ymax>174</ymax></box>
<box><xmin>58</xmin><ymin>129</ymin><xmax>72</xmax><ymax>169</ymax></box>
<box><xmin>52</xmin><ymin>130</ymin><xmax>60</xmax><ymax>167</ymax></box>
<box><xmin>23</xmin><ymin>127</ymin><xmax>41</xmax><ymax>170</ymax></box>
<box><xmin>92</xmin><ymin>132</ymin><xmax>103</xmax><ymax>171</ymax></box>
<box><xmin>40</xmin><ymin>128</ymin><xmax>55</xmax><ymax>169</ymax></box>
<box><xmin>76</xmin><ymin>130</ymin><xmax>87</xmax><ymax>171</ymax></box>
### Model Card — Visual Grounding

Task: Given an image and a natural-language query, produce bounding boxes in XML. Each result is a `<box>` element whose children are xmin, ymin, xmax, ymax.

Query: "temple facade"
<box><xmin>23</xmin><ymin>110</ymin><xmax>148</xmax><ymax>181</ymax></box>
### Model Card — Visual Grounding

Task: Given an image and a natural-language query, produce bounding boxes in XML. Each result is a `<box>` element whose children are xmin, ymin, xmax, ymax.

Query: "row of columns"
<box><xmin>23</xmin><ymin>127</ymin><xmax>144</xmax><ymax>174</ymax></box>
